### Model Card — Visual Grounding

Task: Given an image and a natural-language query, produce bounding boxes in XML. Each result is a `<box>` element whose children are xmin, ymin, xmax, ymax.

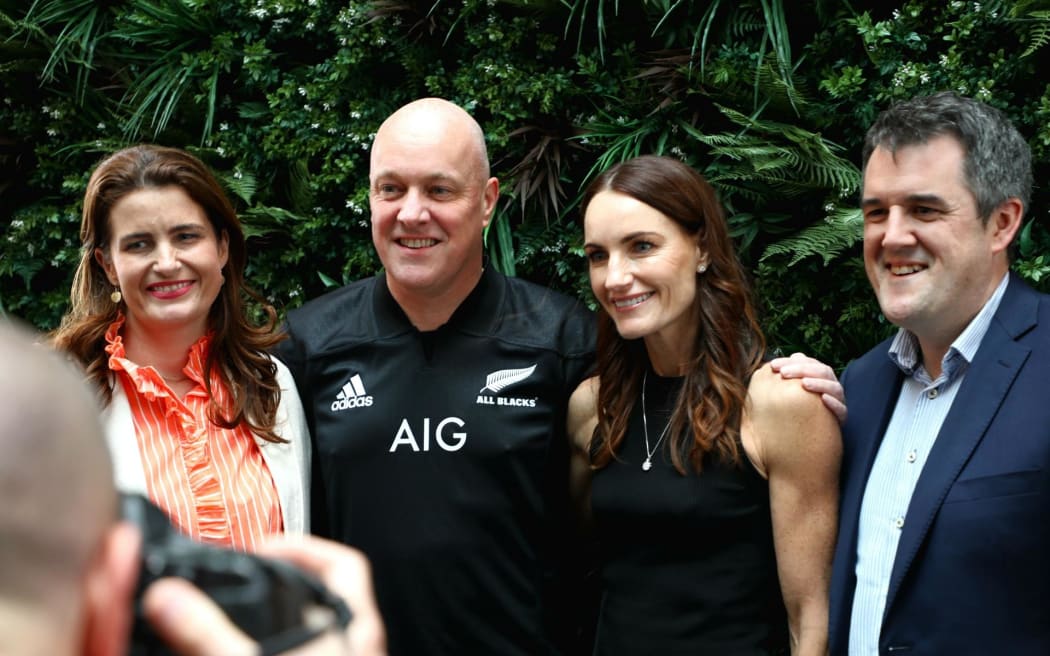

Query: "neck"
<box><xmin>915</xmin><ymin>268</ymin><xmax>1007</xmax><ymax>381</ymax></box>
<box><xmin>643</xmin><ymin>335</ymin><xmax>694</xmax><ymax>377</ymax></box>
<box><xmin>121</xmin><ymin>316</ymin><xmax>206</xmax><ymax>379</ymax></box>
<box><xmin>641</xmin><ymin>306</ymin><xmax>699</xmax><ymax>376</ymax></box>
<box><xmin>917</xmin><ymin>341</ymin><xmax>948</xmax><ymax>380</ymax></box>
<box><xmin>387</xmin><ymin>267</ymin><xmax>483</xmax><ymax>332</ymax></box>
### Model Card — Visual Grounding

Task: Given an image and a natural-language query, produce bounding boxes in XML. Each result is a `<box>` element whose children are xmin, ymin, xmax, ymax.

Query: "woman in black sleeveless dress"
<box><xmin>568</xmin><ymin>155</ymin><xmax>841</xmax><ymax>655</ymax></box>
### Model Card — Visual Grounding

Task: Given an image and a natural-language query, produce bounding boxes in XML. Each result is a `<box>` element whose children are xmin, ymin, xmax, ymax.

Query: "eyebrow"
<box><xmin>372</xmin><ymin>170</ymin><xmax>460</xmax><ymax>184</ymax></box>
<box><xmin>861</xmin><ymin>193</ymin><xmax>947</xmax><ymax>207</ymax></box>
<box><xmin>116</xmin><ymin>231</ymin><xmax>152</xmax><ymax>243</ymax></box>
<box><xmin>115</xmin><ymin>223</ymin><xmax>205</xmax><ymax>241</ymax></box>
<box><xmin>583</xmin><ymin>230</ymin><xmax>659</xmax><ymax>250</ymax></box>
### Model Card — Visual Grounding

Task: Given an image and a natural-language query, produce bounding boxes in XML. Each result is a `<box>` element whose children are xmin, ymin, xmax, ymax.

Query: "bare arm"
<box><xmin>566</xmin><ymin>377</ymin><xmax>599</xmax><ymax>528</ymax></box>
<box><xmin>743</xmin><ymin>365</ymin><xmax>841</xmax><ymax>656</ymax></box>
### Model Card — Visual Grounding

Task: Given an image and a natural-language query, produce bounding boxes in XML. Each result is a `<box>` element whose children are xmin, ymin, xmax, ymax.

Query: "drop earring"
<box><xmin>110</xmin><ymin>289</ymin><xmax>122</xmax><ymax>303</ymax></box>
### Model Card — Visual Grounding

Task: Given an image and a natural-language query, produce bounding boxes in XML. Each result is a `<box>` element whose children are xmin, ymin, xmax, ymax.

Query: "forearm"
<box><xmin>790</xmin><ymin>598</ymin><xmax>830</xmax><ymax>656</ymax></box>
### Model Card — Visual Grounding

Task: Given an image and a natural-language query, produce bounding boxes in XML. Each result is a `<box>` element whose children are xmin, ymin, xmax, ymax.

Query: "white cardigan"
<box><xmin>102</xmin><ymin>356</ymin><xmax>311</xmax><ymax>534</ymax></box>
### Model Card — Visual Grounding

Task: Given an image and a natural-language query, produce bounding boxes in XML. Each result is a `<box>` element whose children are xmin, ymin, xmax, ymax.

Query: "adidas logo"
<box><xmin>331</xmin><ymin>374</ymin><xmax>374</xmax><ymax>411</ymax></box>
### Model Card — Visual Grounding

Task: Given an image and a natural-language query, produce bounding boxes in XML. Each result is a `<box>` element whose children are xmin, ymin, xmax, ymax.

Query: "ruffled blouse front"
<box><xmin>105</xmin><ymin>315</ymin><xmax>282</xmax><ymax>550</ymax></box>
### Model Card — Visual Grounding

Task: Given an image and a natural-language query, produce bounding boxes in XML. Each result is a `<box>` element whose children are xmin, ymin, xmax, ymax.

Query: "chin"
<box><xmin>878</xmin><ymin>304</ymin><xmax>915</xmax><ymax>328</ymax></box>
<box><xmin>610</xmin><ymin>320</ymin><xmax>650</xmax><ymax>341</ymax></box>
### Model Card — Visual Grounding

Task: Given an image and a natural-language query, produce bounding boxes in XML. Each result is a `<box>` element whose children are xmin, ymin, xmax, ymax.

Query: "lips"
<box><xmin>147</xmin><ymin>280</ymin><xmax>193</xmax><ymax>299</ymax></box>
<box><xmin>398</xmin><ymin>238</ymin><xmax>439</xmax><ymax>249</ymax></box>
<box><xmin>888</xmin><ymin>263</ymin><xmax>927</xmax><ymax>275</ymax></box>
<box><xmin>613</xmin><ymin>292</ymin><xmax>653</xmax><ymax>309</ymax></box>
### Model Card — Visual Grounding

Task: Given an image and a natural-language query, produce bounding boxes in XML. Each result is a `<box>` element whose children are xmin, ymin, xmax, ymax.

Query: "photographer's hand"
<box><xmin>256</xmin><ymin>536</ymin><xmax>387</xmax><ymax>656</ymax></box>
<box><xmin>142</xmin><ymin>536</ymin><xmax>387</xmax><ymax>656</ymax></box>
<box><xmin>142</xmin><ymin>576</ymin><xmax>257</xmax><ymax>655</ymax></box>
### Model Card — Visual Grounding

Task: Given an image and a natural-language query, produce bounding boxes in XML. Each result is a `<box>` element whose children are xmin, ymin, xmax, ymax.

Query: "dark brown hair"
<box><xmin>50</xmin><ymin>144</ymin><xmax>286</xmax><ymax>442</ymax></box>
<box><xmin>582</xmin><ymin>155</ymin><xmax>766</xmax><ymax>473</ymax></box>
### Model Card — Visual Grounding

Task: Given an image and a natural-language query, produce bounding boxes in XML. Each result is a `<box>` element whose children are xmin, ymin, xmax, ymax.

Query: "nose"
<box><xmin>153</xmin><ymin>242</ymin><xmax>180</xmax><ymax>274</ymax></box>
<box><xmin>880</xmin><ymin>207</ymin><xmax>917</xmax><ymax>249</ymax></box>
<box><xmin>397</xmin><ymin>187</ymin><xmax>430</xmax><ymax>224</ymax></box>
<box><xmin>604</xmin><ymin>254</ymin><xmax>633</xmax><ymax>291</ymax></box>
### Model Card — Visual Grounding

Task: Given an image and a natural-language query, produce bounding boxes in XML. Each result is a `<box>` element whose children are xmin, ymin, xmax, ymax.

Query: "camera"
<box><xmin>123</xmin><ymin>493</ymin><xmax>352</xmax><ymax>655</ymax></box>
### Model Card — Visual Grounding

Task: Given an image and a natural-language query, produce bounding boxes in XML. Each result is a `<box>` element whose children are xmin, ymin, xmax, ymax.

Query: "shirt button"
<box><xmin>894</xmin><ymin>516</ymin><xmax>905</xmax><ymax>529</ymax></box>
<box><xmin>906</xmin><ymin>450</ymin><xmax>917</xmax><ymax>463</ymax></box>
<box><xmin>927</xmin><ymin>388</ymin><xmax>939</xmax><ymax>399</ymax></box>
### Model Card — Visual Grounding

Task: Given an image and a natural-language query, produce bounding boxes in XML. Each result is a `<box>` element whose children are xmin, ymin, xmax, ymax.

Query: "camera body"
<box><xmin>123</xmin><ymin>494</ymin><xmax>351</xmax><ymax>655</ymax></box>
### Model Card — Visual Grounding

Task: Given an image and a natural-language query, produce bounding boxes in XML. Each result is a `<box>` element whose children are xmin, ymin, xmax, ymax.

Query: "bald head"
<box><xmin>366</xmin><ymin>98</ymin><xmax>500</xmax><ymax>327</ymax></box>
<box><xmin>0</xmin><ymin>320</ymin><xmax>117</xmax><ymax>610</ymax></box>
<box><xmin>371</xmin><ymin>98</ymin><xmax>490</xmax><ymax>181</ymax></box>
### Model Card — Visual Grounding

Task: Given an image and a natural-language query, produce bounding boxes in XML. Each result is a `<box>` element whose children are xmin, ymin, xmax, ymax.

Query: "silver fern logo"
<box><xmin>476</xmin><ymin>364</ymin><xmax>539</xmax><ymax>408</ymax></box>
<box><xmin>479</xmin><ymin>364</ymin><xmax>537</xmax><ymax>393</ymax></box>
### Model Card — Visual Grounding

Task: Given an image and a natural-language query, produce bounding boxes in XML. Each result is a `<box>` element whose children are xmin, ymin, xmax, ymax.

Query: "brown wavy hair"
<box><xmin>50</xmin><ymin>144</ymin><xmax>286</xmax><ymax>442</ymax></box>
<box><xmin>582</xmin><ymin>155</ymin><xmax>766</xmax><ymax>473</ymax></box>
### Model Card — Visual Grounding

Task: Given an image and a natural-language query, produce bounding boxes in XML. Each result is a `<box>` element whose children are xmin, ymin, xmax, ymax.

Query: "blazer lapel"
<box><xmin>831</xmin><ymin>348</ymin><xmax>904</xmax><ymax>651</ymax></box>
<box><xmin>839</xmin><ymin>355</ymin><xmax>904</xmax><ymax>557</ymax></box>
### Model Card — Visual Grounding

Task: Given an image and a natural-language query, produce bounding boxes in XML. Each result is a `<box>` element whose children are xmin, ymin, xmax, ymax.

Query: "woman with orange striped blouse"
<box><xmin>51</xmin><ymin>145</ymin><xmax>309</xmax><ymax>551</ymax></box>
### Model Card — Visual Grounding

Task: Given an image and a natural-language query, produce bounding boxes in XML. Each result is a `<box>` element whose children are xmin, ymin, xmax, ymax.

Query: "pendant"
<box><xmin>642</xmin><ymin>458</ymin><xmax>652</xmax><ymax>471</ymax></box>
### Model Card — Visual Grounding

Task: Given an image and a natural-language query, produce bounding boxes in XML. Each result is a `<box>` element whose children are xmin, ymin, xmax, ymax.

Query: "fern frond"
<box><xmin>761</xmin><ymin>207</ymin><xmax>863</xmax><ymax>265</ymax></box>
<box><xmin>1019</xmin><ymin>10</ymin><xmax>1050</xmax><ymax>57</ymax></box>
<box><xmin>480</xmin><ymin>365</ymin><xmax>538</xmax><ymax>393</ymax></box>
<box><xmin>217</xmin><ymin>170</ymin><xmax>258</xmax><ymax>206</ymax></box>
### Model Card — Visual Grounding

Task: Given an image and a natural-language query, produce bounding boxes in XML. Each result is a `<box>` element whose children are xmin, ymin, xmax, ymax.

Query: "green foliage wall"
<box><xmin>2</xmin><ymin>0</ymin><xmax>1049</xmax><ymax>370</ymax></box>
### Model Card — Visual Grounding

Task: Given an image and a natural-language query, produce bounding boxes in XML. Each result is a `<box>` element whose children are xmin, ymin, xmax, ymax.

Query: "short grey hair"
<box><xmin>862</xmin><ymin>91</ymin><xmax>1032</xmax><ymax>223</ymax></box>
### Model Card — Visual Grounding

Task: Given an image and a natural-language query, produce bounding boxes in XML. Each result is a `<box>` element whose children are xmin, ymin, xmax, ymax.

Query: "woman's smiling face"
<box><xmin>95</xmin><ymin>185</ymin><xmax>228</xmax><ymax>339</ymax></box>
<box><xmin>584</xmin><ymin>190</ymin><xmax>706</xmax><ymax>351</ymax></box>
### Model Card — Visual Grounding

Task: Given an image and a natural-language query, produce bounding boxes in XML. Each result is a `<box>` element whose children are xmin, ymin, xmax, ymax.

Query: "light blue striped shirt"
<box><xmin>848</xmin><ymin>273</ymin><xmax>1010</xmax><ymax>655</ymax></box>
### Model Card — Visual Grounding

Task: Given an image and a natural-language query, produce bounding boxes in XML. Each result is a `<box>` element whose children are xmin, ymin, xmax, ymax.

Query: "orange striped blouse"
<box><xmin>104</xmin><ymin>316</ymin><xmax>283</xmax><ymax>551</ymax></box>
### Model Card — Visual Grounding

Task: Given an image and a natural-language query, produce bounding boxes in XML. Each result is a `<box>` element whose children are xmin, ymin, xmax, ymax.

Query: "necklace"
<box><xmin>641</xmin><ymin>371</ymin><xmax>671</xmax><ymax>471</ymax></box>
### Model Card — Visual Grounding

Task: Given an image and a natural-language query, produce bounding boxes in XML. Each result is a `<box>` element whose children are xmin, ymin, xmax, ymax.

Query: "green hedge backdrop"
<box><xmin>3</xmin><ymin>0</ymin><xmax>1049</xmax><ymax>370</ymax></box>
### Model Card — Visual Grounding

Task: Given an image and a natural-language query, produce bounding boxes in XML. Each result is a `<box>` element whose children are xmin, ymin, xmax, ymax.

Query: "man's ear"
<box><xmin>481</xmin><ymin>176</ymin><xmax>500</xmax><ymax>230</ymax></box>
<box><xmin>82</xmin><ymin>521</ymin><xmax>142</xmax><ymax>656</ymax></box>
<box><xmin>990</xmin><ymin>197</ymin><xmax>1024</xmax><ymax>255</ymax></box>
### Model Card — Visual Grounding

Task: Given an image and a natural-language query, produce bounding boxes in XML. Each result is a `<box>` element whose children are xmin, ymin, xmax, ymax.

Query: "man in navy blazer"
<box><xmin>830</xmin><ymin>91</ymin><xmax>1050</xmax><ymax>655</ymax></box>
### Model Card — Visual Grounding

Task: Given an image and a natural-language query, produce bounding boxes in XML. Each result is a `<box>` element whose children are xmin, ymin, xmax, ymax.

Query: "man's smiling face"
<box><xmin>862</xmin><ymin>134</ymin><xmax>1008</xmax><ymax>350</ymax></box>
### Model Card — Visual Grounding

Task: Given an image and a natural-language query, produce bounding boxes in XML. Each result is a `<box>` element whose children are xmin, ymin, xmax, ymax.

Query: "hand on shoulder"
<box><xmin>768</xmin><ymin>352</ymin><xmax>847</xmax><ymax>424</ymax></box>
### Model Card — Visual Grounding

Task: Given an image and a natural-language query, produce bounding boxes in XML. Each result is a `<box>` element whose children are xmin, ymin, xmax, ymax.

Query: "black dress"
<box><xmin>590</xmin><ymin>370</ymin><xmax>788</xmax><ymax>656</ymax></box>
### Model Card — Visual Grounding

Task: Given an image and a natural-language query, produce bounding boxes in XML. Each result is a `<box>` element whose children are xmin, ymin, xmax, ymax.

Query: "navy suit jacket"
<box><xmin>830</xmin><ymin>273</ymin><xmax>1050</xmax><ymax>655</ymax></box>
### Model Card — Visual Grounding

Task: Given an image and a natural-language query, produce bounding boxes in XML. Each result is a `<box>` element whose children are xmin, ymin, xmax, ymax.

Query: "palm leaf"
<box><xmin>21</xmin><ymin>0</ymin><xmax>109</xmax><ymax>103</ymax></box>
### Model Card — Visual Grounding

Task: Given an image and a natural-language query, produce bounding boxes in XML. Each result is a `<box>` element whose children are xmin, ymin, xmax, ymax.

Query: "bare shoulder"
<box><xmin>748</xmin><ymin>363</ymin><xmax>829</xmax><ymax>418</ymax></box>
<box><xmin>567</xmin><ymin>376</ymin><xmax>600</xmax><ymax>452</ymax></box>
<box><xmin>747</xmin><ymin>364</ymin><xmax>840</xmax><ymax>465</ymax></box>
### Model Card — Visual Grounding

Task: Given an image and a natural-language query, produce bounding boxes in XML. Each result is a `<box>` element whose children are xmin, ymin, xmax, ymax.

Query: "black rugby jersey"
<box><xmin>277</xmin><ymin>268</ymin><xmax>595</xmax><ymax>656</ymax></box>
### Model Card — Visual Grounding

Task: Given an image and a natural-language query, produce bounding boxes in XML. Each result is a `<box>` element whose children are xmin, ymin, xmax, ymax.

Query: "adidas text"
<box><xmin>332</xmin><ymin>395</ymin><xmax>374</xmax><ymax>411</ymax></box>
